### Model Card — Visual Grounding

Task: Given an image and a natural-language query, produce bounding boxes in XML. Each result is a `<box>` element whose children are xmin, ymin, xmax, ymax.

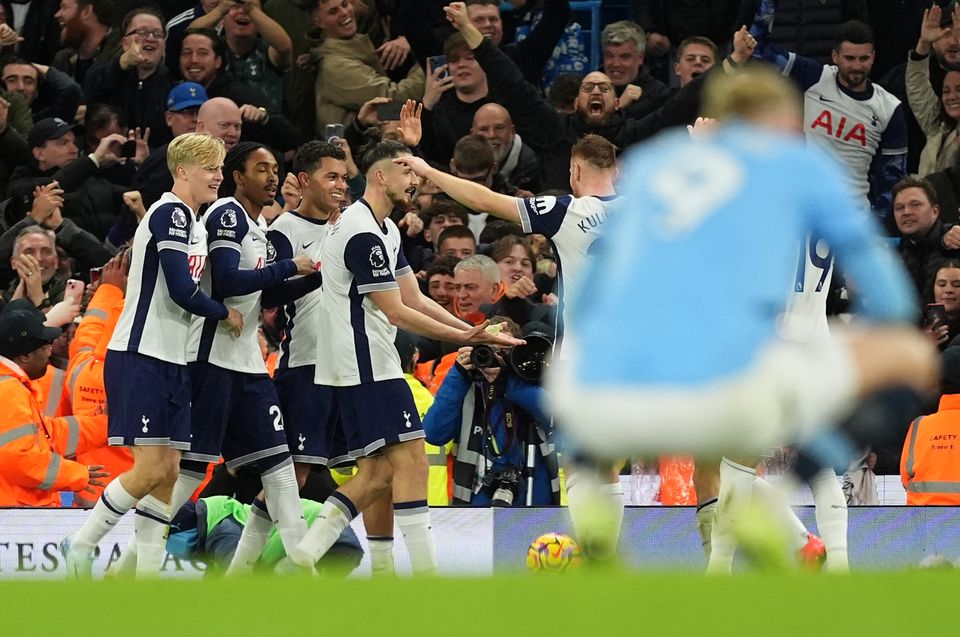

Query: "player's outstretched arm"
<box><xmin>393</xmin><ymin>155</ymin><xmax>522</xmax><ymax>224</ymax></box>
<box><xmin>397</xmin><ymin>271</ymin><xmax>471</xmax><ymax>331</ymax></box>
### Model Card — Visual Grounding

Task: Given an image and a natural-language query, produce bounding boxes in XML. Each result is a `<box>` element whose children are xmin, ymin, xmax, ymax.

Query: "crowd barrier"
<box><xmin>1</xmin><ymin>506</ymin><xmax>957</xmax><ymax>579</ymax></box>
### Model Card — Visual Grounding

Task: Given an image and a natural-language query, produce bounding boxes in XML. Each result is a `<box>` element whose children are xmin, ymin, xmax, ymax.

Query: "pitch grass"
<box><xmin>4</xmin><ymin>571</ymin><xmax>957</xmax><ymax>635</ymax></box>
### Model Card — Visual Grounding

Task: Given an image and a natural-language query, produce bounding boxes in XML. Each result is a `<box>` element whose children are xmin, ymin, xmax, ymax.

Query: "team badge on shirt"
<box><xmin>266</xmin><ymin>240</ymin><xmax>277</xmax><ymax>262</ymax></box>
<box><xmin>222</xmin><ymin>209</ymin><xmax>238</xmax><ymax>228</ymax></box>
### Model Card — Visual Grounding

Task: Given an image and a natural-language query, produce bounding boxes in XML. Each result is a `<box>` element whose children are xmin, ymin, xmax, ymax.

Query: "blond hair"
<box><xmin>166</xmin><ymin>132</ymin><xmax>226</xmax><ymax>176</ymax></box>
<box><xmin>702</xmin><ymin>66</ymin><xmax>801</xmax><ymax>122</ymax></box>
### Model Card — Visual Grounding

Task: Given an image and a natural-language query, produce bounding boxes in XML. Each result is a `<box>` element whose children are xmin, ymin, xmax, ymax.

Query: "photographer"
<box><xmin>423</xmin><ymin>317</ymin><xmax>559</xmax><ymax>506</ymax></box>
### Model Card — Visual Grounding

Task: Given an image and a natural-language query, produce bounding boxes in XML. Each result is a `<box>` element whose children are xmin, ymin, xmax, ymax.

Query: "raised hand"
<box><xmin>397</xmin><ymin>99</ymin><xmax>423</xmax><ymax>147</ymax></box>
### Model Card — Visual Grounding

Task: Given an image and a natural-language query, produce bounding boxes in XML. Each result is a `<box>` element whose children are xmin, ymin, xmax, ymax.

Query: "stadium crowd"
<box><xmin>2</xmin><ymin>0</ymin><xmax>960</xmax><ymax>573</ymax></box>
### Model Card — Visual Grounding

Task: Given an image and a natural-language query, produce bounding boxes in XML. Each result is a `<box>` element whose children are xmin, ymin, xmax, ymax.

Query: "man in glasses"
<box><xmin>83</xmin><ymin>7</ymin><xmax>172</xmax><ymax>147</ymax></box>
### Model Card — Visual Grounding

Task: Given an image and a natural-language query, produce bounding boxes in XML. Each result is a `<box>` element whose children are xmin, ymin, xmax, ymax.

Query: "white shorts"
<box><xmin>547</xmin><ymin>337</ymin><xmax>859</xmax><ymax>458</ymax></box>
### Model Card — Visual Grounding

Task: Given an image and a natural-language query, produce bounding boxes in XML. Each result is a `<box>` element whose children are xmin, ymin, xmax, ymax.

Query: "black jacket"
<box><xmin>927</xmin><ymin>164</ymin><xmax>960</xmax><ymax>227</ymax></box>
<box><xmin>635</xmin><ymin>0</ymin><xmax>741</xmax><ymax>48</ymax></box>
<box><xmin>84</xmin><ymin>57</ymin><xmax>173</xmax><ymax>148</ymax></box>
<box><xmin>1</xmin><ymin>0</ymin><xmax>61</xmax><ymax>65</ymax></box>
<box><xmin>206</xmin><ymin>70</ymin><xmax>304</xmax><ymax>151</ymax></box>
<box><xmin>734</xmin><ymin>0</ymin><xmax>869</xmax><ymax>65</ymax></box>
<box><xmin>31</xmin><ymin>67</ymin><xmax>83</xmax><ymax>122</ymax></box>
<box><xmin>7</xmin><ymin>158</ymin><xmax>127</xmax><ymax>240</ymax></box>
<box><xmin>899</xmin><ymin>218</ymin><xmax>960</xmax><ymax>299</ymax></box>
<box><xmin>618</xmin><ymin>66</ymin><xmax>674</xmax><ymax>121</ymax></box>
<box><xmin>0</xmin><ymin>125</ymin><xmax>30</xmax><ymax>199</ymax></box>
<box><xmin>472</xmin><ymin>39</ymin><xmax>703</xmax><ymax>190</ymax></box>
<box><xmin>419</xmin><ymin>93</ymin><xmax>492</xmax><ymax>165</ymax></box>
<box><xmin>398</xmin><ymin>0</ymin><xmax>570</xmax><ymax>86</ymax></box>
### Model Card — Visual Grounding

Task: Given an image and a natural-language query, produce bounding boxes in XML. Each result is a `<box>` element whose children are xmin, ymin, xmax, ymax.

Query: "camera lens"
<box><xmin>491</xmin><ymin>487</ymin><xmax>514</xmax><ymax>507</ymax></box>
<box><xmin>470</xmin><ymin>345</ymin><xmax>497</xmax><ymax>369</ymax></box>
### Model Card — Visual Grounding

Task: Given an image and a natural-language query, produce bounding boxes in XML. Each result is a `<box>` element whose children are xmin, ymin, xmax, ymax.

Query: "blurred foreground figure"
<box><xmin>548</xmin><ymin>66</ymin><xmax>939</xmax><ymax>562</ymax></box>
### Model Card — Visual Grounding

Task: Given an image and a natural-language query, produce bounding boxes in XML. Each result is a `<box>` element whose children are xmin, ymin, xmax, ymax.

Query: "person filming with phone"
<box><xmin>924</xmin><ymin>261</ymin><xmax>960</xmax><ymax>350</ymax></box>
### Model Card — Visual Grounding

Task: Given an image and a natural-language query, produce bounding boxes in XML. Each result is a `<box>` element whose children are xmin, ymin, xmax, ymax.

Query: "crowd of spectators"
<box><xmin>3</xmin><ymin>0</ymin><xmax>960</xmax><ymax>511</ymax></box>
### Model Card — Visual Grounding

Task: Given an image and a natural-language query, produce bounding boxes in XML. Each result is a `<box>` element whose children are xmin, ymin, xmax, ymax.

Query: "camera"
<box><xmin>483</xmin><ymin>469</ymin><xmax>520</xmax><ymax>507</ymax></box>
<box><xmin>469</xmin><ymin>332</ymin><xmax>553</xmax><ymax>382</ymax></box>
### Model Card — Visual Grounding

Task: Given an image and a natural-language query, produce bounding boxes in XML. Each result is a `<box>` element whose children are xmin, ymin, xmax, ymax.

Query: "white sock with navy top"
<box><xmin>226</xmin><ymin>498</ymin><xmax>273</xmax><ymax>575</ymax></box>
<box><xmin>72</xmin><ymin>479</ymin><xmax>138</xmax><ymax>554</ymax></box>
<box><xmin>367</xmin><ymin>536</ymin><xmax>395</xmax><ymax>575</ymax></box>
<box><xmin>133</xmin><ymin>494</ymin><xmax>171</xmax><ymax>577</ymax></box>
<box><xmin>260</xmin><ymin>457</ymin><xmax>308</xmax><ymax>556</ymax></box>
<box><xmin>394</xmin><ymin>500</ymin><xmax>437</xmax><ymax>575</ymax></box>
<box><xmin>289</xmin><ymin>492</ymin><xmax>356</xmax><ymax>568</ymax></box>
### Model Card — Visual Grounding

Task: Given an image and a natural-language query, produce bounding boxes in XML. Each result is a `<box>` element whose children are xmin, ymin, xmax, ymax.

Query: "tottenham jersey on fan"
<box><xmin>315</xmin><ymin>199</ymin><xmax>412</xmax><ymax>386</ymax></box>
<box><xmin>187</xmin><ymin>197</ymin><xmax>270</xmax><ymax>373</ymax></box>
<box><xmin>266</xmin><ymin>211</ymin><xmax>329</xmax><ymax>370</ymax></box>
<box><xmin>793</xmin><ymin>64</ymin><xmax>905</xmax><ymax>202</ymax></box>
<box><xmin>109</xmin><ymin>192</ymin><xmax>209</xmax><ymax>364</ymax></box>
<box><xmin>568</xmin><ymin>124</ymin><xmax>916</xmax><ymax>388</ymax></box>
<box><xmin>515</xmin><ymin>194</ymin><xmax>618</xmax><ymax>343</ymax></box>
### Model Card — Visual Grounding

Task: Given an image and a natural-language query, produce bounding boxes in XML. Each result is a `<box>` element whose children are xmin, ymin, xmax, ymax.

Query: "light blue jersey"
<box><xmin>570</xmin><ymin>123</ymin><xmax>917</xmax><ymax>387</ymax></box>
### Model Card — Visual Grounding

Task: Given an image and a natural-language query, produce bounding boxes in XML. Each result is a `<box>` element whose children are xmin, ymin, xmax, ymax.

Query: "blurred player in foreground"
<box><xmin>548</xmin><ymin>66</ymin><xmax>939</xmax><ymax>561</ymax></box>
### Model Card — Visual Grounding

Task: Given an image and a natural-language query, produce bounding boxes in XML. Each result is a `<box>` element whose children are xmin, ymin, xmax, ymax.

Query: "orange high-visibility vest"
<box><xmin>67</xmin><ymin>284</ymin><xmax>133</xmax><ymax>505</ymax></box>
<box><xmin>0</xmin><ymin>356</ymin><xmax>107</xmax><ymax>506</ymax></box>
<box><xmin>900</xmin><ymin>395</ymin><xmax>960</xmax><ymax>505</ymax></box>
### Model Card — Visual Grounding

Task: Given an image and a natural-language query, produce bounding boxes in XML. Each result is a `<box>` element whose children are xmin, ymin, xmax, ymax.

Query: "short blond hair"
<box><xmin>702</xmin><ymin>66</ymin><xmax>801</xmax><ymax>122</ymax></box>
<box><xmin>166</xmin><ymin>132</ymin><xmax>226</xmax><ymax>176</ymax></box>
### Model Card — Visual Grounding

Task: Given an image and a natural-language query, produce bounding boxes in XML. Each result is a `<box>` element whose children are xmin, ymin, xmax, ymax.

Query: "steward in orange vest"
<box><xmin>0</xmin><ymin>301</ymin><xmax>108</xmax><ymax>506</ymax></box>
<box><xmin>901</xmin><ymin>347</ymin><xmax>960</xmax><ymax>505</ymax></box>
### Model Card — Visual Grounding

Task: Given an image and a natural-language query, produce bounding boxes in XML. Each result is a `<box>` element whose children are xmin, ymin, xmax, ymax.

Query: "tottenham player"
<box><xmin>281</xmin><ymin>133</ymin><xmax>521</xmax><ymax>575</ymax></box>
<box><xmin>394</xmin><ymin>135</ymin><xmax>627</xmax><ymax>558</ymax></box>
<box><xmin>550</xmin><ymin>66</ymin><xmax>938</xmax><ymax>561</ymax></box>
<box><xmin>170</xmin><ymin>142</ymin><xmax>316</xmax><ymax>575</ymax></box>
<box><xmin>62</xmin><ymin>133</ymin><xmax>243</xmax><ymax>578</ymax></box>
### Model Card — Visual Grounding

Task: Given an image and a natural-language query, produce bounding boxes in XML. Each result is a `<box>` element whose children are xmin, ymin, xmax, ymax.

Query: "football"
<box><xmin>526</xmin><ymin>532</ymin><xmax>582</xmax><ymax>573</ymax></box>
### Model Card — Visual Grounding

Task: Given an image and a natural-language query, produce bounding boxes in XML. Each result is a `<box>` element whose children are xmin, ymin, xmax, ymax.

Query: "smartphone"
<box><xmin>324</xmin><ymin>123</ymin><xmax>345</xmax><ymax>142</ymax></box>
<box><xmin>428</xmin><ymin>55</ymin><xmax>448</xmax><ymax>79</ymax></box>
<box><xmin>65</xmin><ymin>278</ymin><xmax>85</xmax><ymax>302</ymax></box>
<box><xmin>121</xmin><ymin>139</ymin><xmax>137</xmax><ymax>159</ymax></box>
<box><xmin>89</xmin><ymin>267</ymin><xmax>103</xmax><ymax>285</ymax></box>
<box><xmin>925</xmin><ymin>303</ymin><xmax>948</xmax><ymax>327</ymax></box>
<box><xmin>376</xmin><ymin>101</ymin><xmax>403</xmax><ymax>121</ymax></box>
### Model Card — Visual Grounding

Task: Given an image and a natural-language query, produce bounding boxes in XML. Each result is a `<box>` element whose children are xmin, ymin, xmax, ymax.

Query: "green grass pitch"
<box><xmin>4</xmin><ymin>571</ymin><xmax>958</xmax><ymax>635</ymax></box>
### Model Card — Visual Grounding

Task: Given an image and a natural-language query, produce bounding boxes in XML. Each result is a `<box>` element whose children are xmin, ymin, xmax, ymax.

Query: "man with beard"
<box><xmin>750</xmin><ymin>14</ymin><xmax>907</xmax><ymax>230</ymax></box>
<box><xmin>51</xmin><ymin>0</ymin><xmax>120</xmax><ymax>87</ymax></box>
<box><xmin>443</xmin><ymin>2</ymin><xmax>706</xmax><ymax>191</ymax></box>
<box><xmin>84</xmin><ymin>7</ymin><xmax>172</xmax><ymax>148</ymax></box>
<box><xmin>471</xmin><ymin>103</ymin><xmax>541</xmax><ymax>195</ymax></box>
<box><xmin>880</xmin><ymin>4</ymin><xmax>960</xmax><ymax>174</ymax></box>
<box><xmin>277</xmin><ymin>132</ymin><xmax>521</xmax><ymax>575</ymax></box>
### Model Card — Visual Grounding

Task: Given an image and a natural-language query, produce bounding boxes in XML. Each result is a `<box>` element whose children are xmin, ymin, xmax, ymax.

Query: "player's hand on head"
<box><xmin>224</xmin><ymin>307</ymin><xmax>244</xmax><ymax>337</ymax></box>
<box><xmin>292</xmin><ymin>255</ymin><xmax>316</xmax><ymax>275</ymax></box>
<box><xmin>392</xmin><ymin>155</ymin><xmax>431</xmax><ymax>176</ymax></box>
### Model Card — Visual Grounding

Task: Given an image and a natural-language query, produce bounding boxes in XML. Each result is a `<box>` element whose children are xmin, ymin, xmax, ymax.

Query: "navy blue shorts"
<box><xmin>274</xmin><ymin>365</ymin><xmax>350</xmax><ymax>467</ymax></box>
<box><xmin>335</xmin><ymin>378</ymin><xmax>424</xmax><ymax>458</ymax></box>
<box><xmin>175</xmin><ymin>362</ymin><xmax>290</xmax><ymax>468</ymax></box>
<box><xmin>105</xmin><ymin>350</ymin><xmax>191</xmax><ymax>447</ymax></box>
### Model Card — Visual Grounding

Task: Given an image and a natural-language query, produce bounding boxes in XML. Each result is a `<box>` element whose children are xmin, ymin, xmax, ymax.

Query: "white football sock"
<box><xmin>367</xmin><ymin>536</ymin><xmax>395</xmax><ymax>576</ymax></box>
<box><xmin>394</xmin><ymin>502</ymin><xmax>437</xmax><ymax>575</ymax></box>
<box><xmin>752</xmin><ymin>475</ymin><xmax>809</xmax><ymax>551</ymax></box>
<box><xmin>72</xmin><ymin>479</ymin><xmax>138</xmax><ymax>553</ymax></box>
<box><xmin>810</xmin><ymin>469</ymin><xmax>849</xmax><ymax>572</ymax></box>
<box><xmin>226</xmin><ymin>498</ymin><xmax>273</xmax><ymax>575</ymax></box>
<box><xmin>289</xmin><ymin>495</ymin><xmax>353</xmax><ymax>567</ymax></box>
<box><xmin>260</xmin><ymin>459</ymin><xmax>307</xmax><ymax>555</ymax></box>
<box><xmin>108</xmin><ymin>539</ymin><xmax>137</xmax><ymax>577</ymax></box>
<box><xmin>169</xmin><ymin>469</ymin><xmax>205</xmax><ymax>519</ymax></box>
<box><xmin>133</xmin><ymin>495</ymin><xmax>171</xmax><ymax>578</ymax></box>
<box><xmin>696</xmin><ymin>499</ymin><xmax>717</xmax><ymax>559</ymax></box>
<box><xmin>707</xmin><ymin>458</ymin><xmax>755</xmax><ymax>574</ymax></box>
